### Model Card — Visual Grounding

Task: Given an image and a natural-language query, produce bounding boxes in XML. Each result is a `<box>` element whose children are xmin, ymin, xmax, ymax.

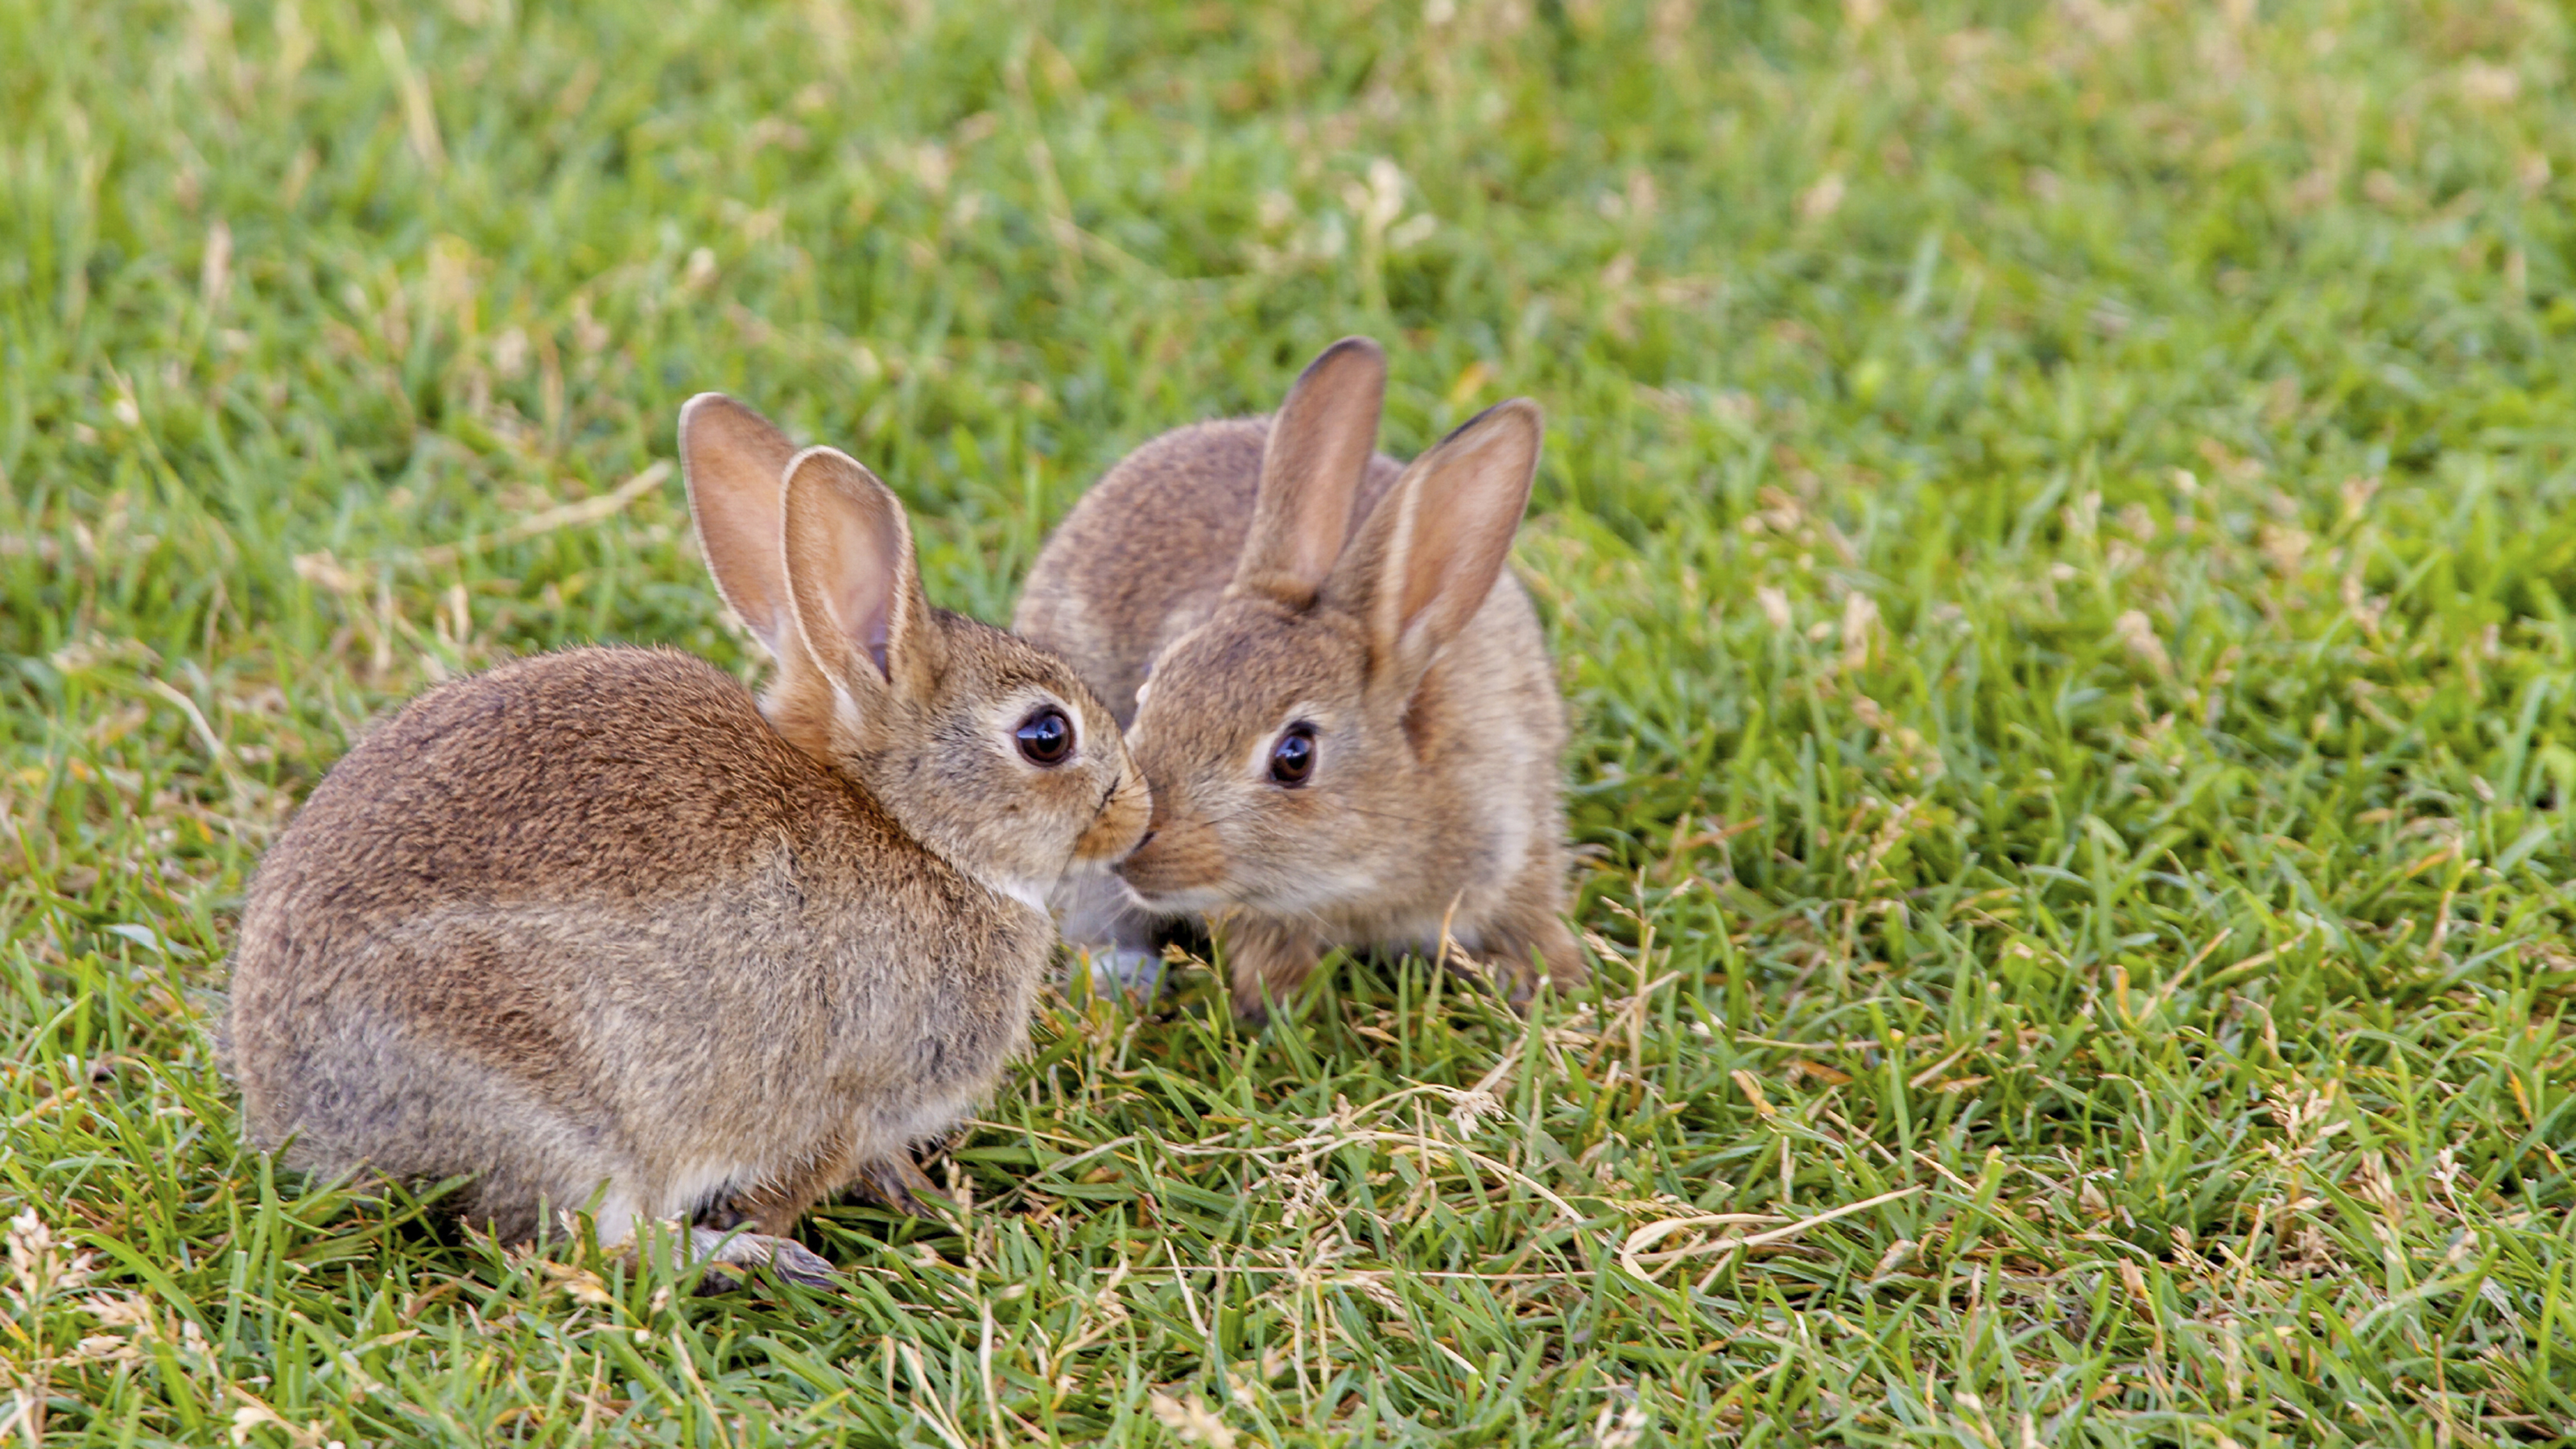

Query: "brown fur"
<box><xmin>226</xmin><ymin>398</ymin><xmax>1149</xmax><ymax>1274</ymax></box>
<box><xmin>1015</xmin><ymin>338</ymin><xmax>1583</xmax><ymax>1018</ymax></box>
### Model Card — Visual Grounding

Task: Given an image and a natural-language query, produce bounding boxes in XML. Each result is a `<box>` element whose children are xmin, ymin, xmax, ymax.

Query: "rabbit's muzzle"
<box><xmin>1069</xmin><ymin>764</ymin><xmax>1154</xmax><ymax>868</ymax></box>
<box><xmin>1111</xmin><ymin>811</ymin><xmax>1231</xmax><ymax>910</ymax></box>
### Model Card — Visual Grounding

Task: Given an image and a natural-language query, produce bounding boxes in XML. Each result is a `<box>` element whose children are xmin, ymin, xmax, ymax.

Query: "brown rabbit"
<box><xmin>224</xmin><ymin>397</ymin><xmax>1150</xmax><ymax>1283</ymax></box>
<box><xmin>1014</xmin><ymin>337</ymin><xmax>1583</xmax><ymax>1019</ymax></box>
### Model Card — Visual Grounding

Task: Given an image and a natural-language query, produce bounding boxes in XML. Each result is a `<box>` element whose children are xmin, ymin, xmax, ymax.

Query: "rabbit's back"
<box><xmin>248</xmin><ymin>646</ymin><xmax>833</xmax><ymax>908</ymax></box>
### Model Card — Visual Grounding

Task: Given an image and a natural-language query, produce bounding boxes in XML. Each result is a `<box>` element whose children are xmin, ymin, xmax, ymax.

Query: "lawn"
<box><xmin>6</xmin><ymin>0</ymin><xmax>2576</xmax><ymax>1442</ymax></box>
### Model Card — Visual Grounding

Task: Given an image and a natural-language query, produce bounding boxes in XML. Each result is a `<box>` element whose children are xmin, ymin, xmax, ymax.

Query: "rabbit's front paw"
<box><xmin>1077</xmin><ymin>943</ymin><xmax>1171</xmax><ymax>997</ymax></box>
<box><xmin>1223</xmin><ymin>918</ymin><xmax>1324</xmax><ymax>1024</ymax></box>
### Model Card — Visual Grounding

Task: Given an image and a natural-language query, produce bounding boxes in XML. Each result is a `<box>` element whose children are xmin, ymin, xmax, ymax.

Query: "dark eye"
<box><xmin>1015</xmin><ymin>707</ymin><xmax>1072</xmax><ymax>766</ymax></box>
<box><xmin>1269</xmin><ymin>723</ymin><xmax>1316</xmax><ymax>786</ymax></box>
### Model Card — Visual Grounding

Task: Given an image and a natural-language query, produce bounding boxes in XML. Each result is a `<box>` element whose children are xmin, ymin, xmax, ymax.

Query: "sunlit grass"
<box><xmin>6</xmin><ymin>0</ymin><xmax>2576</xmax><ymax>1443</ymax></box>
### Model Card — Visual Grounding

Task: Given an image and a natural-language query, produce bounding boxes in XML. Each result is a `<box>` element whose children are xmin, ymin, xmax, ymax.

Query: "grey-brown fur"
<box><xmin>1015</xmin><ymin>337</ymin><xmax>1583</xmax><ymax>1018</ymax></box>
<box><xmin>226</xmin><ymin>398</ymin><xmax>1150</xmax><ymax>1280</ymax></box>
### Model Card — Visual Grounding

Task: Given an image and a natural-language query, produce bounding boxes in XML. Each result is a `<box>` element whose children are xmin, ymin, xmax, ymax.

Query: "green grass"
<box><xmin>6</xmin><ymin>0</ymin><xmax>2576</xmax><ymax>1442</ymax></box>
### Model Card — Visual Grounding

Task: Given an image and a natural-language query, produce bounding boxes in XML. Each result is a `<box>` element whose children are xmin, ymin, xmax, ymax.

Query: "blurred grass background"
<box><xmin>6</xmin><ymin>0</ymin><xmax>2576</xmax><ymax>1443</ymax></box>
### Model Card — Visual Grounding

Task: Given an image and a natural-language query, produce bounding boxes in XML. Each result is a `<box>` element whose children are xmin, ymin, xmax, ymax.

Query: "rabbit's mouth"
<box><xmin>1113</xmin><ymin>827</ymin><xmax>1233</xmax><ymax>912</ymax></box>
<box><xmin>1068</xmin><ymin>764</ymin><xmax>1153</xmax><ymax>867</ymax></box>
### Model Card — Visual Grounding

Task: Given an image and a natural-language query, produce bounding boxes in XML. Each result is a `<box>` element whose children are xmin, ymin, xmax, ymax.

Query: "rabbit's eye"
<box><xmin>1016</xmin><ymin>708</ymin><xmax>1073</xmax><ymax>766</ymax></box>
<box><xmin>1269</xmin><ymin>723</ymin><xmax>1317</xmax><ymax>786</ymax></box>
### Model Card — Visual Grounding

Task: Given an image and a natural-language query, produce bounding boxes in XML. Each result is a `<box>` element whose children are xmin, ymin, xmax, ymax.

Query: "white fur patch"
<box><xmin>577</xmin><ymin>1158</ymin><xmax>761</xmax><ymax>1248</ymax></box>
<box><xmin>661</xmin><ymin>1158</ymin><xmax>758</xmax><ymax>1221</ymax></box>
<box><xmin>968</xmin><ymin>870</ymin><xmax>1051</xmax><ymax>911</ymax></box>
<box><xmin>1121</xmin><ymin>878</ymin><xmax>1228</xmax><ymax>914</ymax></box>
<box><xmin>584</xmin><ymin>1190</ymin><xmax>641</xmax><ymax>1247</ymax></box>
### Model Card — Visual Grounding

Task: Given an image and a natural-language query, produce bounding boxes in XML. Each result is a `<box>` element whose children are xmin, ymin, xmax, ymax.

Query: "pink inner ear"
<box><xmin>1236</xmin><ymin>337</ymin><xmax>1388</xmax><ymax>605</ymax></box>
<box><xmin>1380</xmin><ymin>402</ymin><xmax>1540</xmax><ymax>672</ymax></box>
<box><xmin>818</xmin><ymin>487</ymin><xmax>902</xmax><ymax>679</ymax></box>
<box><xmin>842</xmin><ymin>578</ymin><xmax>893</xmax><ymax>677</ymax></box>
<box><xmin>783</xmin><ymin>444</ymin><xmax>914</xmax><ymax>687</ymax></box>
<box><xmin>680</xmin><ymin>395</ymin><xmax>799</xmax><ymax>657</ymax></box>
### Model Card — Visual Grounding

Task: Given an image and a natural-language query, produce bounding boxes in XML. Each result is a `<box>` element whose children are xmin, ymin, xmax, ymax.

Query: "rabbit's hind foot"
<box><xmin>682</xmin><ymin>1224</ymin><xmax>837</xmax><ymax>1290</ymax></box>
<box><xmin>849</xmin><ymin>1154</ymin><xmax>947</xmax><ymax>1219</ymax></box>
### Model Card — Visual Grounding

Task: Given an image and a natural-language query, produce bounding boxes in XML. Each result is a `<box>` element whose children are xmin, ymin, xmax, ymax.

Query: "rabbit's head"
<box><xmin>682</xmin><ymin>396</ymin><xmax>1149</xmax><ymax>902</ymax></box>
<box><xmin>1108</xmin><ymin>342</ymin><xmax>1547</xmax><ymax>923</ymax></box>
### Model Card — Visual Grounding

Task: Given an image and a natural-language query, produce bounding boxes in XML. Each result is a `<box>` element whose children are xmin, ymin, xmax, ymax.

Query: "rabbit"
<box><xmin>223</xmin><ymin>394</ymin><xmax>1150</xmax><ymax>1286</ymax></box>
<box><xmin>1013</xmin><ymin>336</ymin><xmax>1584</xmax><ymax>1021</ymax></box>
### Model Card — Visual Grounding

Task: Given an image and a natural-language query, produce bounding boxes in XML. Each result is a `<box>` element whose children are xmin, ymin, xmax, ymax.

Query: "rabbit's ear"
<box><xmin>679</xmin><ymin>394</ymin><xmax>801</xmax><ymax>660</ymax></box>
<box><xmin>1230</xmin><ymin>336</ymin><xmax>1388</xmax><ymax>608</ymax></box>
<box><xmin>781</xmin><ymin>447</ymin><xmax>942</xmax><ymax>707</ymax></box>
<box><xmin>1330</xmin><ymin>398</ymin><xmax>1542</xmax><ymax>699</ymax></box>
